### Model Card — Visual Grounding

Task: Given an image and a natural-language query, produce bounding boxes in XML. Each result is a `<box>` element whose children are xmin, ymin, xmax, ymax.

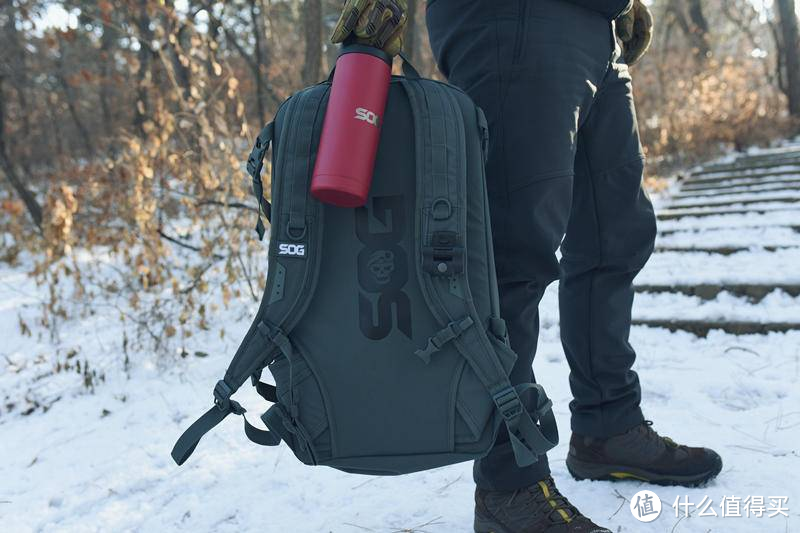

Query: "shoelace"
<box><xmin>506</xmin><ymin>477</ymin><xmax>580</xmax><ymax>524</ymax></box>
<box><xmin>643</xmin><ymin>420</ymin><xmax>680</xmax><ymax>449</ymax></box>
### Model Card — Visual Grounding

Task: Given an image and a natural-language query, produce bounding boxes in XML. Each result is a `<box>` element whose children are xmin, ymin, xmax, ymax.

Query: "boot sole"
<box><xmin>566</xmin><ymin>454</ymin><xmax>723</xmax><ymax>487</ymax></box>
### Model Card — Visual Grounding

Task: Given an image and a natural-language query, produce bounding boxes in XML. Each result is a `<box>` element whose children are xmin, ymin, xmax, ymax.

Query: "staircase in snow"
<box><xmin>632</xmin><ymin>145</ymin><xmax>800</xmax><ymax>336</ymax></box>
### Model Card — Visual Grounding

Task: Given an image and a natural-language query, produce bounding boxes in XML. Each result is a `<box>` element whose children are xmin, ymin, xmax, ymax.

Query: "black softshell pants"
<box><xmin>426</xmin><ymin>0</ymin><xmax>657</xmax><ymax>490</ymax></box>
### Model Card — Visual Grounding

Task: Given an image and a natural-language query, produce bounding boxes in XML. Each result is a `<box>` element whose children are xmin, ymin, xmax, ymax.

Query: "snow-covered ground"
<box><xmin>1</xmin><ymin>261</ymin><xmax>798</xmax><ymax>533</ymax></box>
<box><xmin>2</xmin><ymin>144</ymin><xmax>800</xmax><ymax>532</ymax></box>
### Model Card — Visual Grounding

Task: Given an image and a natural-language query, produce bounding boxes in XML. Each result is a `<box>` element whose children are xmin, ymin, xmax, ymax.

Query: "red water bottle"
<box><xmin>311</xmin><ymin>45</ymin><xmax>392</xmax><ymax>207</ymax></box>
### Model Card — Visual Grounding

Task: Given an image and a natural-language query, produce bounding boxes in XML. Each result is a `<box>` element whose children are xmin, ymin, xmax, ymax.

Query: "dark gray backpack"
<box><xmin>172</xmin><ymin>58</ymin><xmax>558</xmax><ymax>475</ymax></box>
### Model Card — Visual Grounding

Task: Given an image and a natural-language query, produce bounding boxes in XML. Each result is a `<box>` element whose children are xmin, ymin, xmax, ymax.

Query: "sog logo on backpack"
<box><xmin>171</xmin><ymin>56</ymin><xmax>558</xmax><ymax>475</ymax></box>
<box><xmin>277</xmin><ymin>243</ymin><xmax>306</xmax><ymax>257</ymax></box>
<box><xmin>356</xmin><ymin>195</ymin><xmax>412</xmax><ymax>340</ymax></box>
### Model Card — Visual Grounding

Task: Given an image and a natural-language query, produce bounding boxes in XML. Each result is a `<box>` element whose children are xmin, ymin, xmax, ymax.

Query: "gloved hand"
<box><xmin>330</xmin><ymin>0</ymin><xmax>408</xmax><ymax>57</ymax></box>
<box><xmin>615</xmin><ymin>0</ymin><xmax>653</xmax><ymax>66</ymax></box>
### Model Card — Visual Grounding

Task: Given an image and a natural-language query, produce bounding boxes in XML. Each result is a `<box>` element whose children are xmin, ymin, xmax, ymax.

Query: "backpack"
<box><xmin>171</xmin><ymin>56</ymin><xmax>558</xmax><ymax>475</ymax></box>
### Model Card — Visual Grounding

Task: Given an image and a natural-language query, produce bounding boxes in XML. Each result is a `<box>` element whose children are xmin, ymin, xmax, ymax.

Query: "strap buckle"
<box><xmin>493</xmin><ymin>387</ymin><xmax>523</xmax><ymax>421</ymax></box>
<box><xmin>422</xmin><ymin>231</ymin><xmax>464</xmax><ymax>275</ymax></box>
<box><xmin>213</xmin><ymin>380</ymin><xmax>234</xmax><ymax>412</ymax></box>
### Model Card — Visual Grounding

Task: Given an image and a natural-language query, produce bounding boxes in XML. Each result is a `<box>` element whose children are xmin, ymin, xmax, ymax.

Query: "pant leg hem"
<box><xmin>570</xmin><ymin>407</ymin><xmax>645</xmax><ymax>439</ymax></box>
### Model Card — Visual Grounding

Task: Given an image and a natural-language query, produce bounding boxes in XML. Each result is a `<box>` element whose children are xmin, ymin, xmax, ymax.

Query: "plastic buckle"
<box><xmin>246</xmin><ymin>153</ymin><xmax>260</xmax><ymax>179</ymax></box>
<box><xmin>422</xmin><ymin>231</ymin><xmax>464</xmax><ymax>275</ymax></box>
<box><xmin>213</xmin><ymin>380</ymin><xmax>233</xmax><ymax>411</ymax></box>
<box><xmin>493</xmin><ymin>387</ymin><xmax>523</xmax><ymax>421</ymax></box>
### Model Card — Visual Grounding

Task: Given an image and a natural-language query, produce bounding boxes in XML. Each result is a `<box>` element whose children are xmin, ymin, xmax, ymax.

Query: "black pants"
<box><xmin>426</xmin><ymin>0</ymin><xmax>656</xmax><ymax>490</ymax></box>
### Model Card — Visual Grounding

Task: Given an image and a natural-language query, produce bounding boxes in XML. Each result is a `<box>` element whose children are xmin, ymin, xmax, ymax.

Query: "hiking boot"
<box><xmin>474</xmin><ymin>477</ymin><xmax>611</xmax><ymax>533</ymax></box>
<box><xmin>566</xmin><ymin>420</ymin><xmax>722</xmax><ymax>487</ymax></box>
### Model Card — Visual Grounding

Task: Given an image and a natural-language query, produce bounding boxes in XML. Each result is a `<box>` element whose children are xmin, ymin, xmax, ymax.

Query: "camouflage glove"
<box><xmin>330</xmin><ymin>0</ymin><xmax>408</xmax><ymax>57</ymax></box>
<box><xmin>615</xmin><ymin>0</ymin><xmax>653</xmax><ymax>66</ymax></box>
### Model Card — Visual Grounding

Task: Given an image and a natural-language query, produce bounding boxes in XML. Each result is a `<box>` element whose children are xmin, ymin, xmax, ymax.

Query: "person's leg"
<box><xmin>561</xmin><ymin>45</ymin><xmax>722</xmax><ymax>489</ymax></box>
<box><xmin>426</xmin><ymin>0</ymin><xmax>613</xmax><ymax>491</ymax></box>
<box><xmin>558</xmin><ymin>44</ymin><xmax>655</xmax><ymax>438</ymax></box>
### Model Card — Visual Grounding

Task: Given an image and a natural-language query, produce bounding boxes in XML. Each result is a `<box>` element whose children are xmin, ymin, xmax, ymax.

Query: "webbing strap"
<box><xmin>170</xmin><ymin>384</ymin><xmax>280</xmax><ymax>466</ymax></box>
<box><xmin>283</xmin><ymin>87</ymin><xmax>328</xmax><ymax>239</ymax></box>
<box><xmin>415</xmin><ymin>316</ymin><xmax>474</xmax><ymax>364</ymax></box>
<box><xmin>253</xmin><ymin>375</ymin><xmax>278</xmax><ymax>403</ymax></box>
<box><xmin>247</xmin><ymin>122</ymin><xmax>274</xmax><ymax>240</ymax></box>
<box><xmin>495</xmin><ymin>384</ymin><xmax>558</xmax><ymax>467</ymax></box>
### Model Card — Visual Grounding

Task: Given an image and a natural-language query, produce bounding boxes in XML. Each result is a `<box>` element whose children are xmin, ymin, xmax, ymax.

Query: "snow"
<box><xmin>696</xmin><ymin>164</ymin><xmax>800</xmax><ymax>179</ymax></box>
<box><xmin>660</xmin><ymin>201</ymin><xmax>799</xmax><ymax>218</ymax></box>
<box><xmin>1</xmin><ymin>255</ymin><xmax>798</xmax><ymax>533</ymax></box>
<box><xmin>674</xmin><ymin>181</ymin><xmax>800</xmax><ymax>198</ymax></box>
<box><xmin>639</xmin><ymin>248</ymin><xmax>800</xmax><ymax>285</ymax></box>
<box><xmin>668</xmin><ymin>191</ymin><xmax>800</xmax><ymax>208</ymax></box>
<box><xmin>658</xmin><ymin>209</ymin><xmax>800</xmax><ymax>232</ymax></box>
<box><xmin>657</xmin><ymin>225</ymin><xmax>800</xmax><ymax>249</ymax></box>
<box><xmin>633</xmin><ymin>290</ymin><xmax>800</xmax><ymax>323</ymax></box>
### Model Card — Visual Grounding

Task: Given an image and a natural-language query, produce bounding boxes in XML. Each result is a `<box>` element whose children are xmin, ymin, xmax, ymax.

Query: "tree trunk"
<box><xmin>0</xmin><ymin>75</ymin><xmax>43</xmax><ymax>230</ymax></box>
<box><xmin>134</xmin><ymin>0</ymin><xmax>154</xmax><ymax>136</ymax></box>
<box><xmin>55</xmin><ymin>37</ymin><xmax>94</xmax><ymax>156</ymax></box>
<box><xmin>99</xmin><ymin>19</ymin><xmax>117</xmax><ymax>139</ymax></box>
<box><xmin>405</xmin><ymin>0</ymin><xmax>418</xmax><ymax>62</ymax></box>
<box><xmin>249</xmin><ymin>0</ymin><xmax>267</xmax><ymax>124</ymax></box>
<box><xmin>302</xmin><ymin>0</ymin><xmax>322</xmax><ymax>86</ymax></box>
<box><xmin>776</xmin><ymin>0</ymin><xmax>800</xmax><ymax>117</ymax></box>
<box><xmin>687</xmin><ymin>0</ymin><xmax>710</xmax><ymax>60</ymax></box>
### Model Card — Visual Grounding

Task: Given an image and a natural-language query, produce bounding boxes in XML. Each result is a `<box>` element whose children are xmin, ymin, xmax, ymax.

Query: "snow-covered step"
<box><xmin>701</xmin><ymin>149</ymin><xmax>800</xmax><ymax>168</ymax></box>
<box><xmin>634</xmin><ymin>283</ymin><xmax>800</xmax><ymax>302</ymax></box>
<box><xmin>700</xmin><ymin>156</ymin><xmax>800</xmax><ymax>172</ymax></box>
<box><xmin>686</xmin><ymin>167</ymin><xmax>800</xmax><ymax>184</ymax></box>
<box><xmin>656</xmin><ymin>225</ymin><xmax>800</xmax><ymax>249</ymax></box>
<box><xmin>658</xmin><ymin>210</ymin><xmax>800</xmax><ymax>233</ymax></box>
<box><xmin>637</xmin><ymin>247</ymin><xmax>800</xmax><ymax>286</ymax></box>
<box><xmin>631</xmin><ymin>289</ymin><xmax>800</xmax><ymax>335</ymax></box>
<box><xmin>673</xmin><ymin>182</ymin><xmax>800</xmax><ymax>199</ymax></box>
<box><xmin>655</xmin><ymin>245</ymin><xmax>796</xmax><ymax>255</ymax></box>
<box><xmin>727</xmin><ymin>152</ymin><xmax>800</xmax><ymax>166</ymax></box>
<box><xmin>665</xmin><ymin>192</ymin><xmax>800</xmax><ymax>210</ymax></box>
<box><xmin>631</xmin><ymin>318</ymin><xmax>800</xmax><ymax>336</ymax></box>
<box><xmin>692</xmin><ymin>161</ymin><xmax>800</xmax><ymax>177</ymax></box>
<box><xmin>657</xmin><ymin>203</ymin><xmax>799</xmax><ymax>220</ymax></box>
<box><xmin>634</xmin><ymin>285</ymin><xmax>800</xmax><ymax>318</ymax></box>
<box><xmin>681</xmin><ymin>175</ymin><xmax>800</xmax><ymax>192</ymax></box>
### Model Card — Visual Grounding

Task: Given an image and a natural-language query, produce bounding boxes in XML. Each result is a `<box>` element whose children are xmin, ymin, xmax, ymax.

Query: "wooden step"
<box><xmin>632</xmin><ymin>319</ymin><xmax>800</xmax><ymax>337</ymax></box>
<box><xmin>680</xmin><ymin>177</ymin><xmax>800</xmax><ymax>192</ymax></box>
<box><xmin>730</xmin><ymin>153</ymin><xmax>800</xmax><ymax>164</ymax></box>
<box><xmin>657</xmin><ymin>205</ymin><xmax>799</xmax><ymax>220</ymax></box>
<box><xmin>659</xmin><ymin>223</ymin><xmax>800</xmax><ymax>236</ymax></box>
<box><xmin>634</xmin><ymin>283</ymin><xmax>800</xmax><ymax>301</ymax></box>
<box><xmin>654</xmin><ymin>245</ymin><xmax>796</xmax><ymax>255</ymax></box>
<box><xmin>673</xmin><ymin>184</ymin><xmax>800</xmax><ymax>200</ymax></box>
<box><xmin>665</xmin><ymin>194</ymin><xmax>800</xmax><ymax>211</ymax></box>
<box><xmin>684</xmin><ymin>169</ymin><xmax>800</xmax><ymax>187</ymax></box>
<box><xmin>692</xmin><ymin>159</ymin><xmax>800</xmax><ymax>176</ymax></box>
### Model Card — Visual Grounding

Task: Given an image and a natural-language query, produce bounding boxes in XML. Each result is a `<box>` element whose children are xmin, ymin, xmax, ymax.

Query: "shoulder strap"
<box><xmin>400</xmin><ymin>78</ymin><xmax>558</xmax><ymax>466</ymax></box>
<box><xmin>172</xmin><ymin>85</ymin><xmax>330</xmax><ymax>465</ymax></box>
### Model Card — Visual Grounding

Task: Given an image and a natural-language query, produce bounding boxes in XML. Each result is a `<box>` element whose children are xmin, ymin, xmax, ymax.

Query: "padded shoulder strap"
<box><xmin>400</xmin><ymin>79</ymin><xmax>558</xmax><ymax>466</ymax></box>
<box><xmin>172</xmin><ymin>85</ymin><xmax>330</xmax><ymax>465</ymax></box>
